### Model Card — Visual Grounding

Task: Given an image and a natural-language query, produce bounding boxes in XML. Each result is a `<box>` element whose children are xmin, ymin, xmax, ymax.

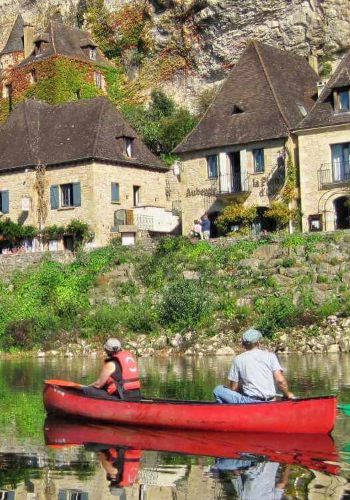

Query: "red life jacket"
<box><xmin>105</xmin><ymin>350</ymin><xmax>141</xmax><ymax>397</ymax></box>
<box><xmin>107</xmin><ymin>448</ymin><xmax>142</xmax><ymax>487</ymax></box>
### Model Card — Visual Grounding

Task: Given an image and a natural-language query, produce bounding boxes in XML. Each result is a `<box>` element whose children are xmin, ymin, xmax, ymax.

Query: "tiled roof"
<box><xmin>297</xmin><ymin>50</ymin><xmax>350</xmax><ymax>130</ymax></box>
<box><xmin>174</xmin><ymin>41</ymin><xmax>318</xmax><ymax>154</ymax></box>
<box><xmin>0</xmin><ymin>15</ymin><xmax>24</xmax><ymax>55</ymax></box>
<box><xmin>18</xmin><ymin>21</ymin><xmax>112</xmax><ymax>67</ymax></box>
<box><xmin>0</xmin><ymin>98</ymin><xmax>166</xmax><ymax>171</ymax></box>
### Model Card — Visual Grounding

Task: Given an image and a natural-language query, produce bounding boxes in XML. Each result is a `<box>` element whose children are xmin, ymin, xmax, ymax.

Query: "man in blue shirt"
<box><xmin>213</xmin><ymin>328</ymin><xmax>294</xmax><ymax>404</ymax></box>
<box><xmin>201</xmin><ymin>214</ymin><xmax>211</xmax><ymax>240</ymax></box>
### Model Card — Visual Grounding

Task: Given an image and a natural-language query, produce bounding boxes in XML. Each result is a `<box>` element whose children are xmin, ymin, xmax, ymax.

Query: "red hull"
<box><xmin>43</xmin><ymin>383</ymin><xmax>337</xmax><ymax>434</ymax></box>
<box><xmin>44</xmin><ymin>418</ymin><xmax>339</xmax><ymax>475</ymax></box>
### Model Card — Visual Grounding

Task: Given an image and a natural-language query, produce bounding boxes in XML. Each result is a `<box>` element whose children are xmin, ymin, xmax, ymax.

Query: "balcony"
<box><xmin>218</xmin><ymin>173</ymin><xmax>251</xmax><ymax>197</ymax></box>
<box><xmin>318</xmin><ymin>162</ymin><xmax>350</xmax><ymax>190</ymax></box>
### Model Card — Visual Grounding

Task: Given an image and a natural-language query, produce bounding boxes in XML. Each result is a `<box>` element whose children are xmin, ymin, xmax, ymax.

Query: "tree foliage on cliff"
<box><xmin>123</xmin><ymin>89</ymin><xmax>198</xmax><ymax>161</ymax></box>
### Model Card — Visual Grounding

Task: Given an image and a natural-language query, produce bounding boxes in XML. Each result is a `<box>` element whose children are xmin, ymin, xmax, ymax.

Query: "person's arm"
<box><xmin>89</xmin><ymin>362</ymin><xmax>115</xmax><ymax>389</ymax></box>
<box><xmin>273</xmin><ymin>370</ymin><xmax>294</xmax><ymax>399</ymax></box>
<box><xmin>228</xmin><ymin>381</ymin><xmax>239</xmax><ymax>391</ymax></box>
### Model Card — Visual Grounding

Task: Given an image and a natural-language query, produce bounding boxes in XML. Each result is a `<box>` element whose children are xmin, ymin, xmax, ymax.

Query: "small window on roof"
<box><xmin>124</xmin><ymin>137</ymin><xmax>134</xmax><ymax>158</ymax></box>
<box><xmin>232</xmin><ymin>105</ymin><xmax>243</xmax><ymax>115</ymax></box>
<box><xmin>297</xmin><ymin>103</ymin><xmax>307</xmax><ymax>117</ymax></box>
<box><xmin>89</xmin><ymin>47</ymin><xmax>97</xmax><ymax>60</ymax></box>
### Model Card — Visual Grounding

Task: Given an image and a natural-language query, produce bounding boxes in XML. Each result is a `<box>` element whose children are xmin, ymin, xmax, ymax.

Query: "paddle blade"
<box><xmin>338</xmin><ymin>404</ymin><xmax>350</xmax><ymax>416</ymax></box>
<box><xmin>45</xmin><ymin>379</ymin><xmax>83</xmax><ymax>389</ymax></box>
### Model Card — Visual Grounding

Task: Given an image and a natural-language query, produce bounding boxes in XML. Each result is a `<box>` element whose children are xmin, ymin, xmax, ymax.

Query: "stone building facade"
<box><xmin>296</xmin><ymin>50</ymin><xmax>350</xmax><ymax>232</ymax></box>
<box><xmin>174</xmin><ymin>41</ymin><xmax>318</xmax><ymax>235</ymax></box>
<box><xmin>0</xmin><ymin>97</ymin><xmax>173</xmax><ymax>250</ymax></box>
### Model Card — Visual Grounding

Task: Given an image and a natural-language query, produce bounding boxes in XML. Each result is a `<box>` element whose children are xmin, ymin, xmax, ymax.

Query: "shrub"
<box><xmin>256</xmin><ymin>294</ymin><xmax>299</xmax><ymax>335</ymax></box>
<box><xmin>265</xmin><ymin>202</ymin><xmax>298</xmax><ymax>231</ymax></box>
<box><xmin>216</xmin><ymin>204</ymin><xmax>257</xmax><ymax>234</ymax></box>
<box><xmin>158</xmin><ymin>279</ymin><xmax>208</xmax><ymax>330</ymax></box>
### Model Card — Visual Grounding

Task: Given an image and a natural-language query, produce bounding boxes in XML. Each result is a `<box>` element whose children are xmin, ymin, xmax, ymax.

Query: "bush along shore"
<box><xmin>1</xmin><ymin>232</ymin><xmax>350</xmax><ymax>357</ymax></box>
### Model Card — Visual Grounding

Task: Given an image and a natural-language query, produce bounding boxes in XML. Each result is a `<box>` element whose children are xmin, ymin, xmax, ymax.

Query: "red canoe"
<box><xmin>43</xmin><ymin>381</ymin><xmax>337</xmax><ymax>434</ymax></box>
<box><xmin>44</xmin><ymin>418</ymin><xmax>339</xmax><ymax>475</ymax></box>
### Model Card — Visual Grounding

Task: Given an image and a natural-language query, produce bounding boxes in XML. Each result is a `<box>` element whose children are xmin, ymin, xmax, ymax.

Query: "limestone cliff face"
<box><xmin>0</xmin><ymin>0</ymin><xmax>349</xmax><ymax>106</ymax></box>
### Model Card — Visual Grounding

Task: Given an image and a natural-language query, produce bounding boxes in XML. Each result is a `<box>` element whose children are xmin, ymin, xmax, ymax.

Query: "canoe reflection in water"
<box><xmin>44</xmin><ymin>417</ymin><xmax>340</xmax><ymax>478</ymax></box>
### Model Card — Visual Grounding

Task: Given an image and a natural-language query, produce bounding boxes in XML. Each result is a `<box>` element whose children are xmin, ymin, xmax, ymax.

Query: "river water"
<box><xmin>1</xmin><ymin>354</ymin><xmax>350</xmax><ymax>499</ymax></box>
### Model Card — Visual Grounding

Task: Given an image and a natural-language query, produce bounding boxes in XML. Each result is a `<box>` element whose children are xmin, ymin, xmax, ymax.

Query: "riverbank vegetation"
<box><xmin>0</xmin><ymin>231</ymin><xmax>350</xmax><ymax>352</ymax></box>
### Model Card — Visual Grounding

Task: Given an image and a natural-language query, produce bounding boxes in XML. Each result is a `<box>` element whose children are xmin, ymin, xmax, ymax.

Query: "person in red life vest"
<box><xmin>83</xmin><ymin>338</ymin><xmax>141</xmax><ymax>401</ymax></box>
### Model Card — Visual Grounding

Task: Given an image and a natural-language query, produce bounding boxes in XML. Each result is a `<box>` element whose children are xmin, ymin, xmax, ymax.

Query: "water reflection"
<box><xmin>1</xmin><ymin>354</ymin><xmax>350</xmax><ymax>498</ymax></box>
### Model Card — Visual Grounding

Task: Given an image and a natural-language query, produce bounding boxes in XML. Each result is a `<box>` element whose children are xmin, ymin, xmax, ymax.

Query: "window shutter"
<box><xmin>72</xmin><ymin>182</ymin><xmax>81</xmax><ymax>207</ymax></box>
<box><xmin>1</xmin><ymin>190</ymin><xmax>9</xmax><ymax>213</ymax></box>
<box><xmin>111</xmin><ymin>182</ymin><xmax>120</xmax><ymax>202</ymax></box>
<box><xmin>50</xmin><ymin>185</ymin><xmax>59</xmax><ymax>209</ymax></box>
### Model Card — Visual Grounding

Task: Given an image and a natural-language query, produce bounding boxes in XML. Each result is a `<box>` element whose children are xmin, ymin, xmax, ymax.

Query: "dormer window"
<box><xmin>334</xmin><ymin>88</ymin><xmax>350</xmax><ymax>113</ymax></box>
<box><xmin>94</xmin><ymin>71</ymin><xmax>105</xmax><ymax>90</ymax></box>
<box><xmin>124</xmin><ymin>137</ymin><xmax>134</xmax><ymax>158</ymax></box>
<box><xmin>34</xmin><ymin>41</ymin><xmax>43</xmax><ymax>56</ymax></box>
<box><xmin>297</xmin><ymin>103</ymin><xmax>307</xmax><ymax>117</ymax></box>
<box><xmin>232</xmin><ymin>105</ymin><xmax>243</xmax><ymax>114</ymax></box>
<box><xmin>29</xmin><ymin>69</ymin><xmax>37</xmax><ymax>85</ymax></box>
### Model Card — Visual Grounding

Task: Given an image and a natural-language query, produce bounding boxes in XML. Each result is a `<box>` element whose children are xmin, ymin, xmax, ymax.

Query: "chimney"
<box><xmin>23</xmin><ymin>23</ymin><xmax>35</xmax><ymax>58</ymax></box>
<box><xmin>317</xmin><ymin>80</ymin><xmax>327</xmax><ymax>97</ymax></box>
<box><xmin>308</xmin><ymin>54</ymin><xmax>319</xmax><ymax>74</ymax></box>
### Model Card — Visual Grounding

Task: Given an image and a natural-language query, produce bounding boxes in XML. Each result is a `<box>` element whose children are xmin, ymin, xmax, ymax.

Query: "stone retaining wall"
<box><xmin>0</xmin><ymin>251</ymin><xmax>74</xmax><ymax>276</ymax></box>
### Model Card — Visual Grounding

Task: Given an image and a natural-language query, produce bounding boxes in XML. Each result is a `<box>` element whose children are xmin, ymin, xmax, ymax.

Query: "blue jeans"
<box><xmin>213</xmin><ymin>385</ymin><xmax>263</xmax><ymax>404</ymax></box>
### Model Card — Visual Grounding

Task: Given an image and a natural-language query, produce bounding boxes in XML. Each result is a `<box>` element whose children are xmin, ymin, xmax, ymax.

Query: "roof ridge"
<box><xmin>253</xmin><ymin>40</ymin><xmax>291</xmax><ymax>130</ymax></box>
<box><xmin>92</xmin><ymin>98</ymin><xmax>106</xmax><ymax>157</ymax></box>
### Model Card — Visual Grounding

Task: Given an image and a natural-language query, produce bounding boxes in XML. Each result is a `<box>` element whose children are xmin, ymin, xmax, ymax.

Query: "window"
<box><xmin>61</xmin><ymin>183</ymin><xmax>74</xmax><ymax>207</ymax></box>
<box><xmin>2</xmin><ymin>83</ymin><xmax>11</xmax><ymax>99</ymax></box>
<box><xmin>335</xmin><ymin>88</ymin><xmax>350</xmax><ymax>113</ymax></box>
<box><xmin>0</xmin><ymin>190</ymin><xmax>9</xmax><ymax>214</ymax></box>
<box><xmin>111</xmin><ymin>182</ymin><xmax>120</xmax><ymax>203</ymax></box>
<box><xmin>94</xmin><ymin>71</ymin><xmax>104</xmax><ymax>89</ymax></box>
<box><xmin>133</xmin><ymin>186</ymin><xmax>141</xmax><ymax>206</ymax></box>
<box><xmin>34</xmin><ymin>41</ymin><xmax>42</xmax><ymax>56</ymax></box>
<box><xmin>297</xmin><ymin>103</ymin><xmax>307</xmax><ymax>117</ymax></box>
<box><xmin>50</xmin><ymin>183</ymin><xmax>81</xmax><ymax>209</ymax></box>
<box><xmin>253</xmin><ymin>148</ymin><xmax>265</xmax><ymax>173</ymax></box>
<box><xmin>331</xmin><ymin>142</ymin><xmax>350</xmax><ymax>182</ymax></box>
<box><xmin>308</xmin><ymin>214</ymin><xmax>322</xmax><ymax>232</ymax></box>
<box><xmin>125</xmin><ymin>137</ymin><xmax>134</xmax><ymax>158</ymax></box>
<box><xmin>207</xmin><ymin>155</ymin><xmax>218</xmax><ymax>178</ymax></box>
<box><xmin>89</xmin><ymin>47</ymin><xmax>97</xmax><ymax>60</ymax></box>
<box><xmin>29</xmin><ymin>69</ymin><xmax>37</xmax><ymax>85</ymax></box>
<box><xmin>232</xmin><ymin>105</ymin><xmax>243</xmax><ymax>114</ymax></box>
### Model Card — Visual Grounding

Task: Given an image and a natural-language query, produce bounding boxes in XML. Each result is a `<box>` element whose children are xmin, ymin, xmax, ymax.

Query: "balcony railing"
<box><xmin>218</xmin><ymin>173</ymin><xmax>250</xmax><ymax>195</ymax></box>
<box><xmin>318</xmin><ymin>162</ymin><xmax>350</xmax><ymax>189</ymax></box>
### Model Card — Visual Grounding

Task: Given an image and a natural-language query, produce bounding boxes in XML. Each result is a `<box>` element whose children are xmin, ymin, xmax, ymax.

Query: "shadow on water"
<box><xmin>1</xmin><ymin>354</ymin><xmax>350</xmax><ymax>498</ymax></box>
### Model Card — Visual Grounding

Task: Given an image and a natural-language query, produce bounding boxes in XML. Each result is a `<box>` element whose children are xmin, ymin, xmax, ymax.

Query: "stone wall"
<box><xmin>0</xmin><ymin>250</ymin><xmax>74</xmax><ymax>276</ymax></box>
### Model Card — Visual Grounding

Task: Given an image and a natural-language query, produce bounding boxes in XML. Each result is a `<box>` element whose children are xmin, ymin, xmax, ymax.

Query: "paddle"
<box><xmin>45</xmin><ymin>379</ymin><xmax>83</xmax><ymax>389</ymax></box>
<box><xmin>337</xmin><ymin>404</ymin><xmax>350</xmax><ymax>416</ymax></box>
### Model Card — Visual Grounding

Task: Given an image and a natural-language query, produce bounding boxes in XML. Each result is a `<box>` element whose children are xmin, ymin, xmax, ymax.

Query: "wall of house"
<box><xmin>178</xmin><ymin>138</ymin><xmax>287</xmax><ymax>235</ymax></box>
<box><xmin>298</xmin><ymin>126</ymin><xmax>350</xmax><ymax>232</ymax></box>
<box><xmin>90</xmin><ymin>162</ymin><xmax>168</xmax><ymax>246</ymax></box>
<box><xmin>0</xmin><ymin>160</ymin><xmax>168</xmax><ymax>248</ymax></box>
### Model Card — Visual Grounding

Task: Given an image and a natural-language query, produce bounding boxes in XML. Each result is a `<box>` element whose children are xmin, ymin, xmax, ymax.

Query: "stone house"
<box><xmin>173</xmin><ymin>41</ymin><xmax>319</xmax><ymax>236</ymax></box>
<box><xmin>0</xmin><ymin>15</ymin><xmax>113</xmax><ymax>121</ymax></box>
<box><xmin>296</xmin><ymin>49</ymin><xmax>350</xmax><ymax>232</ymax></box>
<box><xmin>0</xmin><ymin>97</ymin><xmax>175</xmax><ymax>250</ymax></box>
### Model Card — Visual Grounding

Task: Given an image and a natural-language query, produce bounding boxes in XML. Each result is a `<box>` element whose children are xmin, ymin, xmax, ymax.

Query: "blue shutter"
<box><xmin>50</xmin><ymin>185</ymin><xmax>59</xmax><ymax>209</ymax></box>
<box><xmin>111</xmin><ymin>182</ymin><xmax>120</xmax><ymax>202</ymax></box>
<box><xmin>73</xmin><ymin>182</ymin><xmax>81</xmax><ymax>207</ymax></box>
<box><xmin>1</xmin><ymin>190</ymin><xmax>9</xmax><ymax>213</ymax></box>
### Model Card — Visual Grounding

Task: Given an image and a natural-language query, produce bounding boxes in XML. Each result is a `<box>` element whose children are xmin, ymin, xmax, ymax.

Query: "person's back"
<box><xmin>230</xmin><ymin>348</ymin><xmax>279</xmax><ymax>400</ymax></box>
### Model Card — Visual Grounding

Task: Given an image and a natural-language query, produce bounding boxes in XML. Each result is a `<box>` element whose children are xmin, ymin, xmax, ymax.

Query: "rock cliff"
<box><xmin>0</xmin><ymin>0</ymin><xmax>349</xmax><ymax>106</ymax></box>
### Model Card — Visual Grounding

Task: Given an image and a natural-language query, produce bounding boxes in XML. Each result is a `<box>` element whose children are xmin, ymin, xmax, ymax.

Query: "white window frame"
<box><xmin>61</xmin><ymin>183</ymin><xmax>74</xmax><ymax>208</ymax></box>
<box><xmin>125</xmin><ymin>137</ymin><xmax>134</xmax><ymax>158</ymax></box>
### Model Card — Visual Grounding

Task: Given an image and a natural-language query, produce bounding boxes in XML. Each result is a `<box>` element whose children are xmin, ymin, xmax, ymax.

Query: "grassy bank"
<box><xmin>0</xmin><ymin>233</ymin><xmax>350</xmax><ymax>351</ymax></box>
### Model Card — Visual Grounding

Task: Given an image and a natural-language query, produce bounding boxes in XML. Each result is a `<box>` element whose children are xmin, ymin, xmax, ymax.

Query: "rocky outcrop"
<box><xmin>0</xmin><ymin>0</ymin><xmax>349</xmax><ymax>107</ymax></box>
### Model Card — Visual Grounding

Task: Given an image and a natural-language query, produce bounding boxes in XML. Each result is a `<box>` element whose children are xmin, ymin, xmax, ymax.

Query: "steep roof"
<box><xmin>0</xmin><ymin>98</ymin><xmax>166</xmax><ymax>171</ymax></box>
<box><xmin>0</xmin><ymin>15</ymin><xmax>24</xmax><ymax>55</ymax></box>
<box><xmin>18</xmin><ymin>21</ymin><xmax>111</xmax><ymax>67</ymax></box>
<box><xmin>297</xmin><ymin>50</ymin><xmax>350</xmax><ymax>130</ymax></box>
<box><xmin>174</xmin><ymin>41</ymin><xmax>318</xmax><ymax>154</ymax></box>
